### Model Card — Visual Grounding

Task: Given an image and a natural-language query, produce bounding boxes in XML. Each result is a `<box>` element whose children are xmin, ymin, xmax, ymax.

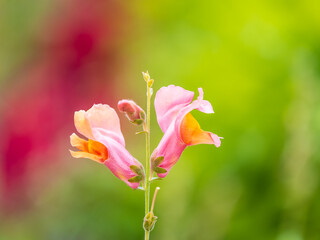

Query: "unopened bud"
<box><xmin>118</xmin><ymin>100</ymin><xmax>146</xmax><ymax>125</ymax></box>
<box><xmin>143</xmin><ymin>211</ymin><xmax>158</xmax><ymax>232</ymax></box>
<box><xmin>148</xmin><ymin>79</ymin><xmax>154</xmax><ymax>87</ymax></box>
<box><xmin>142</xmin><ymin>71</ymin><xmax>150</xmax><ymax>82</ymax></box>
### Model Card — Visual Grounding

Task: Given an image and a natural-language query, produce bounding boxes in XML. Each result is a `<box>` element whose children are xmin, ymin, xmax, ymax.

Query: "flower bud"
<box><xmin>148</xmin><ymin>79</ymin><xmax>154</xmax><ymax>87</ymax></box>
<box><xmin>142</xmin><ymin>71</ymin><xmax>150</xmax><ymax>82</ymax></box>
<box><xmin>118</xmin><ymin>100</ymin><xmax>146</xmax><ymax>125</ymax></box>
<box><xmin>143</xmin><ymin>211</ymin><xmax>158</xmax><ymax>232</ymax></box>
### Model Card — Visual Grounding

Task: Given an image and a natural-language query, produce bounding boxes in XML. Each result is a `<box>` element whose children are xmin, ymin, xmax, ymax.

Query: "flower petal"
<box><xmin>74</xmin><ymin>110</ymin><xmax>94</xmax><ymax>139</ymax></box>
<box><xmin>155</xmin><ymin>85</ymin><xmax>194</xmax><ymax>132</ymax></box>
<box><xmin>151</xmin><ymin>123</ymin><xmax>187</xmax><ymax>178</ymax></box>
<box><xmin>69</xmin><ymin>150</ymin><xmax>103</xmax><ymax>163</ymax></box>
<box><xmin>151</xmin><ymin>87</ymin><xmax>222</xmax><ymax>179</ymax></box>
<box><xmin>75</xmin><ymin>104</ymin><xmax>125</xmax><ymax>146</ymax></box>
<box><xmin>86</xmin><ymin>104</ymin><xmax>125</xmax><ymax>146</ymax></box>
<box><xmin>174</xmin><ymin>88</ymin><xmax>214</xmax><ymax>140</ymax></box>
<box><xmin>70</xmin><ymin>133</ymin><xmax>88</xmax><ymax>151</ymax></box>
<box><xmin>180</xmin><ymin>113</ymin><xmax>221</xmax><ymax>147</ymax></box>
<box><xmin>92</xmin><ymin>128</ymin><xmax>143</xmax><ymax>189</ymax></box>
<box><xmin>88</xmin><ymin>139</ymin><xmax>109</xmax><ymax>160</ymax></box>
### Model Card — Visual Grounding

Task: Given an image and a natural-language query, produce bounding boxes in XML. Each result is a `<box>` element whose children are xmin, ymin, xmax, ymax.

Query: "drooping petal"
<box><xmin>180</xmin><ymin>113</ymin><xmax>221</xmax><ymax>147</ymax></box>
<box><xmin>92</xmin><ymin>128</ymin><xmax>143</xmax><ymax>189</ymax></box>
<box><xmin>70</xmin><ymin>133</ymin><xmax>108</xmax><ymax>163</ymax></box>
<box><xmin>154</xmin><ymin>85</ymin><xmax>194</xmax><ymax>132</ymax></box>
<box><xmin>195</xmin><ymin>88</ymin><xmax>214</xmax><ymax>113</ymax></box>
<box><xmin>174</xmin><ymin>88</ymin><xmax>214</xmax><ymax>140</ymax></box>
<box><xmin>69</xmin><ymin>150</ymin><xmax>102</xmax><ymax>163</ymax></box>
<box><xmin>70</xmin><ymin>133</ymin><xmax>88</xmax><ymax>152</ymax></box>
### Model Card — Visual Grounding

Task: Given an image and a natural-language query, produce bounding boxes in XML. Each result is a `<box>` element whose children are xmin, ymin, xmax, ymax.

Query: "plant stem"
<box><xmin>144</xmin><ymin>80</ymin><xmax>152</xmax><ymax>240</ymax></box>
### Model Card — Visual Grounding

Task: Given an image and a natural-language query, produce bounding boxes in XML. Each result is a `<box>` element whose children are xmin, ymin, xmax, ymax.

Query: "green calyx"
<box><xmin>128</xmin><ymin>165</ymin><xmax>145</xmax><ymax>183</ymax></box>
<box><xmin>132</xmin><ymin>119</ymin><xmax>144</xmax><ymax>125</ymax></box>
<box><xmin>151</xmin><ymin>156</ymin><xmax>167</xmax><ymax>174</ymax></box>
<box><xmin>139</xmin><ymin>111</ymin><xmax>146</xmax><ymax>120</ymax></box>
<box><xmin>128</xmin><ymin>175</ymin><xmax>144</xmax><ymax>183</ymax></box>
<box><xmin>143</xmin><ymin>211</ymin><xmax>158</xmax><ymax>232</ymax></box>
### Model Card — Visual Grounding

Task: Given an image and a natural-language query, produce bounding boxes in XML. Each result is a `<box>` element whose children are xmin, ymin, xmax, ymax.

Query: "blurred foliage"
<box><xmin>1</xmin><ymin>0</ymin><xmax>320</xmax><ymax>240</ymax></box>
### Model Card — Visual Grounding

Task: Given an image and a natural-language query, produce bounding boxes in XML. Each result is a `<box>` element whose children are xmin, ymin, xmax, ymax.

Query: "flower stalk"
<box><xmin>143</xmin><ymin>71</ymin><xmax>153</xmax><ymax>240</ymax></box>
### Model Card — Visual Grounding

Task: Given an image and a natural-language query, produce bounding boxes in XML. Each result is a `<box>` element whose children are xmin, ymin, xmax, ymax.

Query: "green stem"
<box><xmin>144</xmin><ymin>81</ymin><xmax>152</xmax><ymax>240</ymax></box>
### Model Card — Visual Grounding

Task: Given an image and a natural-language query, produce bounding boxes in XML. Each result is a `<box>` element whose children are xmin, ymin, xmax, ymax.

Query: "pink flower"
<box><xmin>70</xmin><ymin>104</ymin><xmax>144</xmax><ymax>189</ymax></box>
<box><xmin>118</xmin><ymin>99</ymin><xmax>145</xmax><ymax>125</ymax></box>
<box><xmin>151</xmin><ymin>85</ymin><xmax>222</xmax><ymax>178</ymax></box>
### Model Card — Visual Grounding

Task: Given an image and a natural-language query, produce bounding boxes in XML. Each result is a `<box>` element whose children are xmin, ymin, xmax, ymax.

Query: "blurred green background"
<box><xmin>1</xmin><ymin>0</ymin><xmax>320</xmax><ymax>239</ymax></box>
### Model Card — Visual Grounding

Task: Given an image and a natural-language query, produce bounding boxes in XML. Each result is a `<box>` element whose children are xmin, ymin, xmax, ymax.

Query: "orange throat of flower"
<box><xmin>180</xmin><ymin>113</ymin><xmax>214</xmax><ymax>146</ymax></box>
<box><xmin>70</xmin><ymin>134</ymin><xmax>109</xmax><ymax>163</ymax></box>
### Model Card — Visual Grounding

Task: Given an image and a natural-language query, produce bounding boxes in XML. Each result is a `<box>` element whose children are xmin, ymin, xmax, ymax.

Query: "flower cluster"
<box><xmin>70</xmin><ymin>84</ymin><xmax>222</xmax><ymax>188</ymax></box>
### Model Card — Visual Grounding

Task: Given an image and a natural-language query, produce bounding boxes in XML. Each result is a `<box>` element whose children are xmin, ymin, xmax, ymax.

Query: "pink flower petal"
<box><xmin>74</xmin><ymin>104</ymin><xmax>125</xmax><ymax>146</ymax></box>
<box><xmin>151</xmin><ymin>123</ymin><xmax>187</xmax><ymax>178</ymax></box>
<box><xmin>174</xmin><ymin>88</ymin><xmax>214</xmax><ymax>140</ymax></box>
<box><xmin>71</xmin><ymin>104</ymin><xmax>143</xmax><ymax>189</ymax></box>
<box><xmin>154</xmin><ymin>85</ymin><xmax>194</xmax><ymax>132</ymax></box>
<box><xmin>152</xmin><ymin>86</ymin><xmax>222</xmax><ymax>178</ymax></box>
<box><xmin>92</xmin><ymin>128</ymin><xmax>143</xmax><ymax>189</ymax></box>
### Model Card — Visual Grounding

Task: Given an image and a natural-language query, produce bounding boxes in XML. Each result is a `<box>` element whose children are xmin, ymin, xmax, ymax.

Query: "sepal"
<box><xmin>151</xmin><ymin>156</ymin><xmax>167</xmax><ymax>173</ymax></box>
<box><xmin>133</xmin><ymin>119</ymin><xmax>144</xmax><ymax>125</ymax></box>
<box><xmin>128</xmin><ymin>175</ymin><xmax>144</xmax><ymax>183</ymax></box>
<box><xmin>153</xmin><ymin>167</ymin><xmax>167</xmax><ymax>174</ymax></box>
<box><xmin>130</xmin><ymin>165</ymin><xmax>144</xmax><ymax>176</ymax></box>
<box><xmin>128</xmin><ymin>165</ymin><xmax>145</xmax><ymax>183</ymax></box>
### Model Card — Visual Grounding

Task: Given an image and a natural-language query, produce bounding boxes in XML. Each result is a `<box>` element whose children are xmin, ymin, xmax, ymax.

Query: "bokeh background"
<box><xmin>1</xmin><ymin>0</ymin><xmax>320</xmax><ymax>239</ymax></box>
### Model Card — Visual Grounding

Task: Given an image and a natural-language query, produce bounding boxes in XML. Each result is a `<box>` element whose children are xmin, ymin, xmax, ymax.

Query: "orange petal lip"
<box><xmin>180</xmin><ymin>113</ymin><xmax>209</xmax><ymax>145</ymax></box>
<box><xmin>70</xmin><ymin>133</ymin><xmax>108</xmax><ymax>163</ymax></box>
<box><xmin>180</xmin><ymin>113</ymin><xmax>221</xmax><ymax>146</ymax></box>
<box><xmin>70</xmin><ymin>133</ymin><xmax>89</xmax><ymax>152</ymax></box>
<box><xmin>69</xmin><ymin>150</ymin><xmax>103</xmax><ymax>163</ymax></box>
